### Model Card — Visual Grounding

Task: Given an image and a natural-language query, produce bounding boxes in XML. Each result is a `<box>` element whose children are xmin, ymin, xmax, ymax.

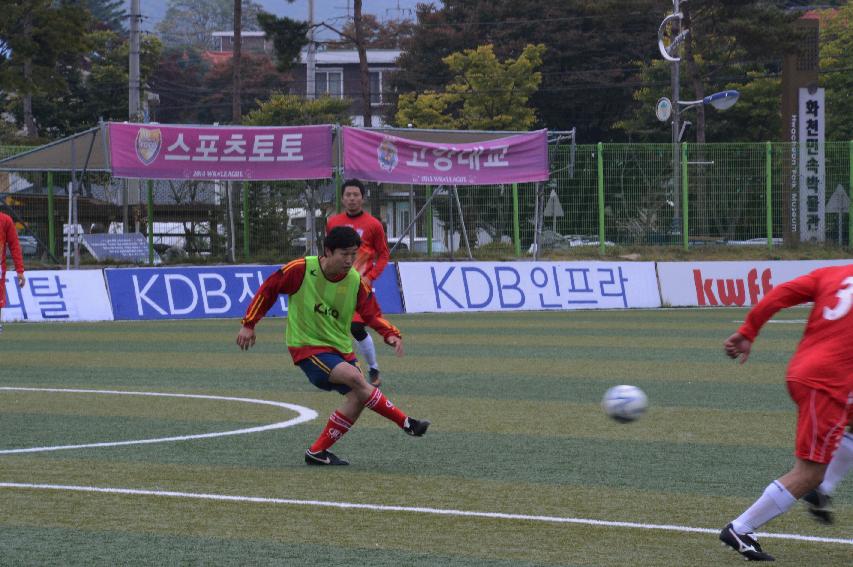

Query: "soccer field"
<box><xmin>0</xmin><ymin>309</ymin><xmax>850</xmax><ymax>566</ymax></box>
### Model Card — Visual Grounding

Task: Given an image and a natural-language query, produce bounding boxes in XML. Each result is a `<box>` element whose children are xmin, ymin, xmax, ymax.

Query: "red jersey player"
<box><xmin>0</xmin><ymin>211</ymin><xmax>26</xmax><ymax>333</ymax></box>
<box><xmin>719</xmin><ymin>263</ymin><xmax>853</xmax><ymax>561</ymax></box>
<box><xmin>325</xmin><ymin>179</ymin><xmax>391</xmax><ymax>386</ymax></box>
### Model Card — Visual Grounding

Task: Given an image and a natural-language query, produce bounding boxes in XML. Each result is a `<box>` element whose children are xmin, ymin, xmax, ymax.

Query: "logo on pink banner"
<box><xmin>343</xmin><ymin>127</ymin><xmax>549</xmax><ymax>185</ymax></box>
<box><xmin>109</xmin><ymin>123</ymin><xmax>333</xmax><ymax>180</ymax></box>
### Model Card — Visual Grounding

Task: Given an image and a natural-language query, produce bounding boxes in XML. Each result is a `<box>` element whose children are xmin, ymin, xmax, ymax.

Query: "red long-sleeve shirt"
<box><xmin>738</xmin><ymin>264</ymin><xmax>853</xmax><ymax>402</ymax></box>
<box><xmin>326</xmin><ymin>211</ymin><xmax>389</xmax><ymax>281</ymax></box>
<box><xmin>241</xmin><ymin>258</ymin><xmax>400</xmax><ymax>363</ymax></box>
<box><xmin>0</xmin><ymin>212</ymin><xmax>24</xmax><ymax>277</ymax></box>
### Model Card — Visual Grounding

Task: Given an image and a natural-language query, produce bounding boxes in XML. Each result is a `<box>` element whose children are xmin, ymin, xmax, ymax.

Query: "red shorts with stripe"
<box><xmin>787</xmin><ymin>381</ymin><xmax>852</xmax><ymax>464</ymax></box>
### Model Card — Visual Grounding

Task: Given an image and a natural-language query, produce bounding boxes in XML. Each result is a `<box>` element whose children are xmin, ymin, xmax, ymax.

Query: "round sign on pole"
<box><xmin>656</xmin><ymin>97</ymin><xmax>673</xmax><ymax>122</ymax></box>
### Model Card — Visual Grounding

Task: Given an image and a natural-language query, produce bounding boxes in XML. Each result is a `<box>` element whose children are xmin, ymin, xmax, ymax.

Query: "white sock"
<box><xmin>356</xmin><ymin>334</ymin><xmax>378</xmax><ymax>370</ymax></box>
<box><xmin>819</xmin><ymin>433</ymin><xmax>853</xmax><ymax>495</ymax></box>
<box><xmin>731</xmin><ymin>481</ymin><xmax>797</xmax><ymax>534</ymax></box>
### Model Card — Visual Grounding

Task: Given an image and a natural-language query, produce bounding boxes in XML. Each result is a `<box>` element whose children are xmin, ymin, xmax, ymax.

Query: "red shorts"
<box><xmin>787</xmin><ymin>381</ymin><xmax>852</xmax><ymax>464</ymax></box>
<box><xmin>351</xmin><ymin>311</ymin><xmax>364</xmax><ymax>324</ymax></box>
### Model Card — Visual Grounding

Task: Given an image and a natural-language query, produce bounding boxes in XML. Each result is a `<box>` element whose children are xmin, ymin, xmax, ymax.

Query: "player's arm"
<box><xmin>725</xmin><ymin>272</ymin><xmax>818</xmax><ymax>363</ymax></box>
<box><xmin>365</xmin><ymin>221</ymin><xmax>390</xmax><ymax>283</ymax></box>
<box><xmin>237</xmin><ymin>259</ymin><xmax>305</xmax><ymax>350</ymax></box>
<box><xmin>356</xmin><ymin>279</ymin><xmax>403</xmax><ymax>355</ymax></box>
<box><xmin>5</xmin><ymin>219</ymin><xmax>25</xmax><ymax>287</ymax></box>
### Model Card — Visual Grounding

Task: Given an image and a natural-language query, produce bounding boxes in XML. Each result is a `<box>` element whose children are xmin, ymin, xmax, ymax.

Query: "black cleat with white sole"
<box><xmin>719</xmin><ymin>523</ymin><xmax>774</xmax><ymax>561</ymax></box>
<box><xmin>802</xmin><ymin>489</ymin><xmax>833</xmax><ymax>525</ymax></box>
<box><xmin>403</xmin><ymin>417</ymin><xmax>430</xmax><ymax>437</ymax></box>
<box><xmin>304</xmin><ymin>449</ymin><xmax>349</xmax><ymax>466</ymax></box>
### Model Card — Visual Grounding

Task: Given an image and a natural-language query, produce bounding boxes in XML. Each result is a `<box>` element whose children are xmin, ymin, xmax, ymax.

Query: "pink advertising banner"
<box><xmin>342</xmin><ymin>127</ymin><xmax>549</xmax><ymax>185</ymax></box>
<box><xmin>108</xmin><ymin>123</ymin><xmax>333</xmax><ymax>180</ymax></box>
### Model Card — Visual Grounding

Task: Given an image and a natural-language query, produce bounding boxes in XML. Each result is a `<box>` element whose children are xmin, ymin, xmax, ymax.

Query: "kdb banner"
<box><xmin>108</xmin><ymin>123</ymin><xmax>333</xmax><ymax>180</ymax></box>
<box><xmin>658</xmin><ymin>259</ymin><xmax>853</xmax><ymax>307</ymax></box>
<box><xmin>1</xmin><ymin>270</ymin><xmax>113</xmax><ymax>322</ymax></box>
<box><xmin>342</xmin><ymin>127</ymin><xmax>549</xmax><ymax>185</ymax></box>
<box><xmin>105</xmin><ymin>264</ymin><xmax>403</xmax><ymax>320</ymax></box>
<box><xmin>398</xmin><ymin>261</ymin><xmax>660</xmax><ymax>313</ymax></box>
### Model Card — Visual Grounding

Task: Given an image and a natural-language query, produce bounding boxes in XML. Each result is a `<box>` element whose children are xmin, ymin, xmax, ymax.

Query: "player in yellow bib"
<box><xmin>237</xmin><ymin>226</ymin><xmax>429</xmax><ymax>465</ymax></box>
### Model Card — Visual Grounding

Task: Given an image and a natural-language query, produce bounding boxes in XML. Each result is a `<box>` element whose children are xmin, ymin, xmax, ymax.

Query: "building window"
<box><xmin>315</xmin><ymin>70</ymin><xmax>343</xmax><ymax>98</ymax></box>
<box><xmin>369</xmin><ymin>71</ymin><xmax>382</xmax><ymax>105</ymax></box>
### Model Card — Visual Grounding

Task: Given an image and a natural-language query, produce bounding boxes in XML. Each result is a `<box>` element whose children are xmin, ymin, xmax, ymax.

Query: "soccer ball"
<box><xmin>602</xmin><ymin>385</ymin><xmax>648</xmax><ymax>423</ymax></box>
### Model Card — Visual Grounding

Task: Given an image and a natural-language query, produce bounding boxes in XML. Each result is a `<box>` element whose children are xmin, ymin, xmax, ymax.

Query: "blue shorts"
<box><xmin>297</xmin><ymin>353</ymin><xmax>357</xmax><ymax>394</ymax></box>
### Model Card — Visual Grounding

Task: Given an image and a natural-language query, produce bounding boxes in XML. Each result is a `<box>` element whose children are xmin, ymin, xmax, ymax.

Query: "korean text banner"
<box><xmin>109</xmin><ymin>123</ymin><xmax>333</xmax><ymax>180</ymax></box>
<box><xmin>398</xmin><ymin>261</ymin><xmax>661</xmax><ymax>312</ymax></box>
<box><xmin>105</xmin><ymin>265</ymin><xmax>403</xmax><ymax>321</ymax></box>
<box><xmin>342</xmin><ymin>127</ymin><xmax>549</xmax><ymax>185</ymax></box>
<box><xmin>1</xmin><ymin>270</ymin><xmax>113</xmax><ymax>322</ymax></box>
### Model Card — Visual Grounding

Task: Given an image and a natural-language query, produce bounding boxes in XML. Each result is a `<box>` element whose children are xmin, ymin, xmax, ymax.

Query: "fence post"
<box><xmin>47</xmin><ymin>172</ymin><xmax>55</xmax><ymax>258</ymax></box>
<box><xmin>242</xmin><ymin>183</ymin><xmax>249</xmax><ymax>259</ymax></box>
<box><xmin>681</xmin><ymin>143</ymin><xmax>689</xmax><ymax>251</ymax></box>
<box><xmin>426</xmin><ymin>185</ymin><xmax>433</xmax><ymax>256</ymax></box>
<box><xmin>597</xmin><ymin>142</ymin><xmax>605</xmax><ymax>255</ymax></box>
<box><xmin>512</xmin><ymin>183</ymin><xmax>520</xmax><ymax>256</ymax></box>
<box><xmin>147</xmin><ymin>180</ymin><xmax>154</xmax><ymax>266</ymax></box>
<box><xmin>766</xmin><ymin>142</ymin><xmax>773</xmax><ymax>250</ymax></box>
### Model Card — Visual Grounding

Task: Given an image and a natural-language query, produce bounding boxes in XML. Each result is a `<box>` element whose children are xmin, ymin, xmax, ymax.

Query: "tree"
<box><xmin>818</xmin><ymin>5</ymin><xmax>853</xmax><ymax>140</ymax></box>
<box><xmin>243</xmin><ymin>93</ymin><xmax>353</xmax><ymax>126</ymax></box>
<box><xmin>149</xmin><ymin>47</ymin><xmax>211</xmax><ymax>124</ymax></box>
<box><xmin>325</xmin><ymin>14</ymin><xmax>415</xmax><ymax>49</ymax></box>
<box><xmin>396</xmin><ymin>43</ymin><xmax>545</xmax><ymax>130</ymax></box>
<box><xmin>393</xmin><ymin>0</ymin><xmax>662</xmax><ymax>140</ymax></box>
<box><xmin>156</xmin><ymin>0</ymin><xmax>265</xmax><ymax>50</ymax></box>
<box><xmin>197</xmin><ymin>53</ymin><xmax>291</xmax><ymax>124</ymax></box>
<box><xmin>82</xmin><ymin>0</ymin><xmax>127</xmax><ymax>32</ymax></box>
<box><xmin>0</xmin><ymin>1</ymin><xmax>92</xmax><ymax>138</ymax></box>
<box><xmin>257</xmin><ymin>12</ymin><xmax>309</xmax><ymax>72</ymax></box>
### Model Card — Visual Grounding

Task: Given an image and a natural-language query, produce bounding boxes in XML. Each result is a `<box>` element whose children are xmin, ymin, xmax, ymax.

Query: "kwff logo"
<box><xmin>693</xmin><ymin>268</ymin><xmax>773</xmax><ymax>306</ymax></box>
<box><xmin>135</xmin><ymin>127</ymin><xmax>162</xmax><ymax>165</ymax></box>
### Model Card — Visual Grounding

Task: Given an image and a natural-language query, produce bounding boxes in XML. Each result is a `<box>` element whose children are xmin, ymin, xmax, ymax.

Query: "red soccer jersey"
<box><xmin>326</xmin><ymin>211</ymin><xmax>389</xmax><ymax>281</ymax></box>
<box><xmin>0</xmin><ymin>212</ymin><xmax>24</xmax><ymax>277</ymax></box>
<box><xmin>738</xmin><ymin>264</ymin><xmax>853</xmax><ymax>402</ymax></box>
<box><xmin>241</xmin><ymin>258</ymin><xmax>401</xmax><ymax>364</ymax></box>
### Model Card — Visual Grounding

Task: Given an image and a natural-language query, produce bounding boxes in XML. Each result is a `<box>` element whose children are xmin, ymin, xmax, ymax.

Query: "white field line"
<box><xmin>0</xmin><ymin>482</ymin><xmax>851</xmax><ymax>546</ymax></box>
<box><xmin>0</xmin><ymin>387</ymin><xmax>317</xmax><ymax>455</ymax></box>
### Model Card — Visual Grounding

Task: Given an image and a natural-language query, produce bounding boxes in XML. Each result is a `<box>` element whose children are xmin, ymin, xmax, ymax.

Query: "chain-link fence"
<box><xmin>2</xmin><ymin>141</ymin><xmax>851</xmax><ymax>265</ymax></box>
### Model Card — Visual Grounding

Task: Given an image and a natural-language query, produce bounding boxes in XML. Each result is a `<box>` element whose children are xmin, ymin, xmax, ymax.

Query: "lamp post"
<box><xmin>658</xmin><ymin>1</ymin><xmax>738</xmax><ymax>237</ymax></box>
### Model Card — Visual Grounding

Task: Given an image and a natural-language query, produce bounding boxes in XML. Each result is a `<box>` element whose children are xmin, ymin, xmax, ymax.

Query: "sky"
<box><xmin>137</xmin><ymin>0</ymin><xmax>437</xmax><ymax>37</ymax></box>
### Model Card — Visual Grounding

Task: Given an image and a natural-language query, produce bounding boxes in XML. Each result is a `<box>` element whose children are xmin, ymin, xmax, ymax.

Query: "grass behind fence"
<box><xmin>0</xmin><ymin>311</ymin><xmax>850</xmax><ymax>565</ymax></box>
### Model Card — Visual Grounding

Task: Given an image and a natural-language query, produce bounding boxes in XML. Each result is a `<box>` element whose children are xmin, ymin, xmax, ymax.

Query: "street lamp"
<box><xmin>657</xmin><ymin>0</ymin><xmax>738</xmax><ymax>238</ymax></box>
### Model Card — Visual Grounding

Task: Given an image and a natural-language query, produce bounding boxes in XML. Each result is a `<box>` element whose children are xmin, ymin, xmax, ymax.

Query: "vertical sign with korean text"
<box><xmin>798</xmin><ymin>88</ymin><xmax>825</xmax><ymax>242</ymax></box>
<box><xmin>342</xmin><ymin>127</ymin><xmax>549</xmax><ymax>185</ymax></box>
<box><xmin>108</xmin><ymin>123</ymin><xmax>333</xmax><ymax>180</ymax></box>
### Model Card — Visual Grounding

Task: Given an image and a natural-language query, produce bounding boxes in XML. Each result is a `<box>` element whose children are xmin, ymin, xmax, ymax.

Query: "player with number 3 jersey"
<box><xmin>719</xmin><ymin>264</ymin><xmax>853</xmax><ymax>561</ymax></box>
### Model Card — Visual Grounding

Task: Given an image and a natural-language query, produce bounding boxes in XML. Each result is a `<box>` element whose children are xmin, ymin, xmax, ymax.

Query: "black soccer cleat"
<box><xmin>403</xmin><ymin>417</ymin><xmax>430</xmax><ymax>437</ymax></box>
<box><xmin>802</xmin><ymin>489</ymin><xmax>833</xmax><ymax>525</ymax></box>
<box><xmin>304</xmin><ymin>449</ymin><xmax>349</xmax><ymax>466</ymax></box>
<box><xmin>719</xmin><ymin>523</ymin><xmax>775</xmax><ymax>561</ymax></box>
<box><xmin>368</xmin><ymin>367</ymin><xmax>382</xmax><ymax>387</ymax></box>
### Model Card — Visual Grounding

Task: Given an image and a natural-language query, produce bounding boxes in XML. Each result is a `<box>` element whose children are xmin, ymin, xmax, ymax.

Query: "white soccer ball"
<box><xmin>602</xmin><ymin>385</ymin><xmax>648</xmax><ymax>423</ymax></box>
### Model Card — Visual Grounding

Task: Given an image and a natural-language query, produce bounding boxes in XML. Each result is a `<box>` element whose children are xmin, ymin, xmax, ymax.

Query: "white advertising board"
<box><xmin>1</xmin><ymin>270</ymin><xmax>114</xmax><ymax>322</ymax></box>
<box><xmin>398</xmin><ymin>261</ymin><xmax>661</xmax><ymax>313</ymax></box>
<box><xmin>658</xmin><ymin>260</ymin><xmax>853</xmax><ymax>307</ymax></box>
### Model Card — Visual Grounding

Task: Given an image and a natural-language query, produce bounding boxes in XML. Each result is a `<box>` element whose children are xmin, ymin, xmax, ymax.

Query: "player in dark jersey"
<box><xmin>719</xmin><ymin>264</ymin><xmax>853</xmax><ymax>561</ymax></box>
<box><xmin>237</xmin><ymin>226</ymin><xmax>429</xmax><ymax>466</ymax></box>
<box><xmin>325</xmin><ymin>179</ymin><xmax>390</xmax><ymax>386</ymax></box>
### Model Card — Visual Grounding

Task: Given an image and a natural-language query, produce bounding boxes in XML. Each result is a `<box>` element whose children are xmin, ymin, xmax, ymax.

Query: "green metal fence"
<box><xmin>1</xmin><ymin>141</ymin><xmax>851</xmax><ymax>265</ymax></box>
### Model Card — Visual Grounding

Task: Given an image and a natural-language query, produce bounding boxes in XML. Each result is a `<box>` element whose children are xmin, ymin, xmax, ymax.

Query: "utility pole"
<box><xmin>306</xmin><ymin>0</ymin><xmax>316</xmax><ymax>99</ymax></box>
<box><xmin>127</xmin><ymin>0</ymin><xmax>142</xmax><ymax>234</ymax></box>
<box><xmin>232</xmin><ymin>0</ymin><xmax>242</xmax><ymax>123</ymax></box>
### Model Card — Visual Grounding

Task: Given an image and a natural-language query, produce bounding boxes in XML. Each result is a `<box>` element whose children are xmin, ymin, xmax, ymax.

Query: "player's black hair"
<box><xmin>342</xmin><ymin>178</ymin><xmax>365</xmax><ymax>197</ymax></box>
<box><xmin>323</xmin><ymin>226</ymin><xmax>362</xmax><ymax>253</ymax></box>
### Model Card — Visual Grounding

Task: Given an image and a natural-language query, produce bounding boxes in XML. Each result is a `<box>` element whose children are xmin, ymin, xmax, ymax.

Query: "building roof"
<box><xmin>299</xmin><ymin>49</ymin><xmax>401</xmax><ymax>65</ymax></box>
